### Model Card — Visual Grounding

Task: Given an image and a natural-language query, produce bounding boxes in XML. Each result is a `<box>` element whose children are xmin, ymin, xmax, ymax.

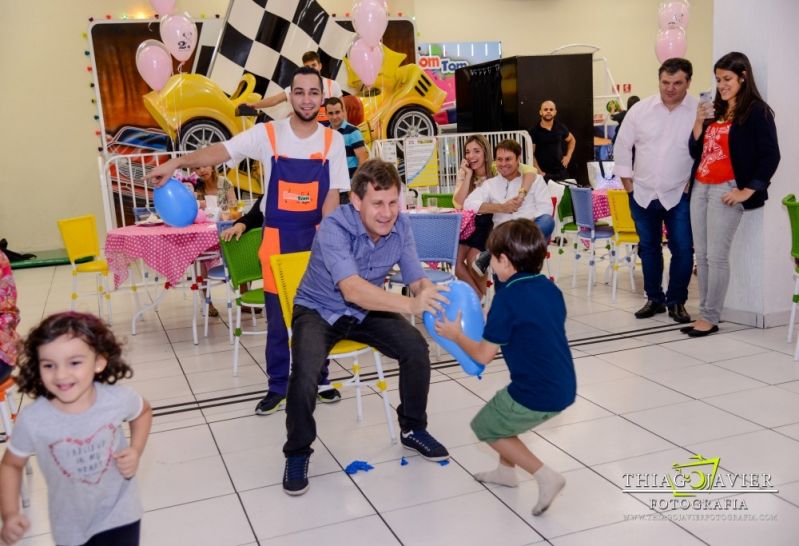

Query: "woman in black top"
<box><xmin>684</xmin><ymin>51</ymin><xmax>780</xmax><ymax>336</ymax></box>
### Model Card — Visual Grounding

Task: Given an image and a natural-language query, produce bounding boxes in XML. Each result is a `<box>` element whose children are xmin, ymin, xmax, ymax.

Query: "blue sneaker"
<box><xmin>283</xmin><ymin>454</ymin><xmax>310</xmax><ymax>496</ymax></box>
<box><xmin>400</xmin><ymin>429</ymin><xmax>449</xmax><ymax>461</ymax></box>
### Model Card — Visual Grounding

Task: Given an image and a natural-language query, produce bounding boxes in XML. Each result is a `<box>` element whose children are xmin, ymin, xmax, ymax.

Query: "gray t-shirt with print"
<box><xmin>9</xmin><ymin>383</ymin><xmax>144</xmax><ymax>546</ymax></box>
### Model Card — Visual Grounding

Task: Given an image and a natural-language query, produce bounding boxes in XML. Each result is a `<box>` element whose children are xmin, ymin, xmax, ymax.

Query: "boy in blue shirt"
<box><xmin>436</xmin><ymin>218</ymin><xmax>576</xmax><ymax>515</ymax></box>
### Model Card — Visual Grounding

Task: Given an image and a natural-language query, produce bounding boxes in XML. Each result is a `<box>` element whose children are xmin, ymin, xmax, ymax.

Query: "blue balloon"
<box><xmin>423</xmin><ymin>280</ymin><xmax>486</xmax><ymax>377</ymax></box>
<box><xmin>154</xmin><ymin>177</ymin><xmax>198</xmax><ymax>227</ymax></box>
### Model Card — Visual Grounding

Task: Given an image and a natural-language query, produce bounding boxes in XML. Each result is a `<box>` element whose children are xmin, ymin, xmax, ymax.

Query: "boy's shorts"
<box><xmin>471</xmin><ymin>387</ymin><xmax>560</xmax><ymax>443</ymax></box>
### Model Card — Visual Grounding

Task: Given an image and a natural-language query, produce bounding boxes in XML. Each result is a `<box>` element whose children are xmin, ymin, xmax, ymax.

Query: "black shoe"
<box><xmin>472</xmin><ymin>251</ymin><xmax>490</xmax><ymax>276</ymax></box>
<box><xmin>668</xmin><ymin>304</ymin><xmax>691</xmax><ymax>324</ymax></box>
<box><xmin>283</xmin><ymin>454</ymin><xmax>310</xmax><ymax>496</ymax></box>
<box><xmin>254</xmin><ymin>391</ymin><xmax>285</xmax><ymax>415</ymax></box>
<box><xmin>680</xmin><ymin>326</ymin><xmax>694</xmax><ymax>334</ymax></box>
<box><xmin>687</xmin><ymin>325</ymin><xmax>719</xmax><ymax>337</ymax></box>
<box><xmin>634</xmin><ymin>300</ymin><xmax>666</xmax><ymax>319</ymax></box>
<box><xmin>317</xmin><ymin>388</ymin><xmax>342</xmax><ymax>403</ymax></box>
<box><xmin>400</xmin><ymin>429</ymin><xmax>449</xmax><ymax>461</ymax></box>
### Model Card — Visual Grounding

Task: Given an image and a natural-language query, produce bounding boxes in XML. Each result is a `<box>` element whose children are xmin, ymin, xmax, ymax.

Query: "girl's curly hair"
<box><xmin>17</xmin><ymin>312</ymin><xmax>133</xmax><ymax>399</ymax></box>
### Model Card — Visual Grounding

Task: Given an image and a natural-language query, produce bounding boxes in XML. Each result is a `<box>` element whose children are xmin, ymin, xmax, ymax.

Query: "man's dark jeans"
<box><xmin>283</xmin><ymin>305</ymin><xmax>431</xmax><ymax>456</ymax></box>
<box><xmin>628</xmin><ymin>191</ymin><xmax>693</xmax><ymax>306</ymax></box>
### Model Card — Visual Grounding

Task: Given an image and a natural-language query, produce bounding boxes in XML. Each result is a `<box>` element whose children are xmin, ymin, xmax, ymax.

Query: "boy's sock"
<box><xmin>474</xmin><ymin>462</ymin><xmax>518</xmax><ymax>487</ymax></box>
<box><xmin>532</xmin><ymin>465</ymin><xmax>566</xmax><ymax>516</ymax></box>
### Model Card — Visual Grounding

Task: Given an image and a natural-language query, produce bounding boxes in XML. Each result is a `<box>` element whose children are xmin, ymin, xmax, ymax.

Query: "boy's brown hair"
<box><xmin>486</xmin><ymin>219</ymin><xmax>547</xmax><ymax>274</ymax></box>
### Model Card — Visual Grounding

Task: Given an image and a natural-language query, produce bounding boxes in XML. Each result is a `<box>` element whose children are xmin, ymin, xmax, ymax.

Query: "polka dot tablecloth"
<box><xmin>592</xmin><ymin>189</ymin><xmax>611</xmax><ymax>220</ymax></box>
<box><xmin>105</xmin><ymin>223</ymin><xmax>220</xmax><ymax>289</ymax></box>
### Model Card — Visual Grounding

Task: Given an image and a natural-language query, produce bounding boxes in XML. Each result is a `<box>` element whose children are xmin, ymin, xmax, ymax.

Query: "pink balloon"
<box><xmin>149</xmin><ymin>0</ymin><xmax>176</xmax><ymax>17</ymax></box>
<box><xmin>136</xmin><ymin>40</ymin><xmax>173</xmax><ymax>91</ymax></box>
<box><xmin>655</xmin><ymin>27</ymin><xmax>687</xmax><ymax>63</ymax></box>
<box><xmin>160</xmin><ymin>14</ymin><xmax>198</xmax><ymax>63</ymax></box>
<box><xmin>658</xmin><ymin>1</ymin><xmax>690</xmax><ymax>30</ymax></box>
<box><xmin>349</xmin><ymin>39</ymin><xmax>384</xmax><ymax>87</ymax></box>
<box><xmin>352</xmin><ymin>0</ymin><xmax>388</xmax><ymax>48</ymax></box>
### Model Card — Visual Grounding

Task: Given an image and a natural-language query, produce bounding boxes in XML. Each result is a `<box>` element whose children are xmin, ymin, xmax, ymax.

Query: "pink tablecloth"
<box><xmin>105</xmin><ymin>223</ymin><xmax>220</xmax><ymax>289</ymax></box>
<box><xmin>592</xmin><ymin>189</ymin><xmax>611</xmax><ymax>220</ymax></box>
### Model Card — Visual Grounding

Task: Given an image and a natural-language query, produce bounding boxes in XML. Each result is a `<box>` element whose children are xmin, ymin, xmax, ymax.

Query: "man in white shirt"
<box><xmin>465</xmin><ymin>140</ymin><xmax>555</xmax><ymax>274</ymax></box>
<box><xmin>147</xmin><ymin>66</ymin><xmax>350</xmax><ymax>416</ymax></box>
<box><xmin>248</xmin><ymin>51</ymin><xmax>343</xmax><ymax>123</ymax></box>
<box><xmin>614</xmin><ymin>58</ymin><xmax>697</xmax><ymax>324</ymax></box>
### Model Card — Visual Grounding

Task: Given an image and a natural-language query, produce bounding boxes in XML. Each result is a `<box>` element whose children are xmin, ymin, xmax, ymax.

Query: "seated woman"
<box><xmin>194</xmin><ymin>165</ymin><xmax>237</xmax><ymax>215</ymax></box>
<box><xmin>452</xmin><ymin>135</ymin><xmax>537</xmax><ymax>297</ymax></box>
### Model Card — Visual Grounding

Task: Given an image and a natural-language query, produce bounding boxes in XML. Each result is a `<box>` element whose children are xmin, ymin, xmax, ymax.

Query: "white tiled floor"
<box><xmin>6</xmin><ymin>260</ymin><xmax>799</xmax><ymax>545</ymax></box>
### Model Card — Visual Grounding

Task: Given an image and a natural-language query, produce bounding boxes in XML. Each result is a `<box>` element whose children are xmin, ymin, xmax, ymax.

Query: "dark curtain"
<box><xmin>469</xmin><ymin>65</ymin><xmax>503</xmax><ymax>131</ymax></box>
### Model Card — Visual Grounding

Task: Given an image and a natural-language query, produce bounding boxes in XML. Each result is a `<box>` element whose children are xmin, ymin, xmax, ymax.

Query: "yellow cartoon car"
<box><xmin>142</xmin><ymin>45</ymin><xmax>446</xmax><ymax>187</ymax></box>
<box><xmin>143</xmin><ymin>73</ymin><xmax>264</xmax><ymax>194</ymax></box>
<box><xmin>143</xmin><ymin>73</ymin><xmax>261</xmax><ymax>150</ymax></box>
<box><xmin>343</xmin><ymin>45</ymin><xmax>447</xmax><ymax>145</ymax></box>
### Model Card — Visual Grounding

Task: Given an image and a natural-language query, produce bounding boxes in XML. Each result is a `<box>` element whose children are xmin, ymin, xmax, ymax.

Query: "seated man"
<box><xmin>282</xmin><ymin>159</ymin><xmax>450</xmax><ymax>496</ymax></box>
<box><xmin>465</xmin><ymin>139</ymin><xmax>555</xmax><ymax>274</ymax></box>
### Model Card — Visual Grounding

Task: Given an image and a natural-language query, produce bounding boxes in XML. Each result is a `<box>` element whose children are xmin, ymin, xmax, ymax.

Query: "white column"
<box><xmin>714</xmin><ymin>0</ymin><xmax>798</xmax><ymax>327</ymax></box>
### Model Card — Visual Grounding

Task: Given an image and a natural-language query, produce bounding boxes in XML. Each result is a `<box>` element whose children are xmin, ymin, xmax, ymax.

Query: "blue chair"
<box><xmin>570</xmin><ymin>187</ymin><xmax>615</xmax><ymax>297</ymax></box>
<box><xmin>132</xmin><ymin>206</ymin><xmax>156</xmax><ymax>224</ymax></box>
<box><xmin>389</xmin><ymin>213</ymin><xmax>462</xmax><ymax>285</ymax></box>
<box><xmin>200</xmin><ymin>221</ymin><xmax>237</xmax><ymax>341</ymax></box>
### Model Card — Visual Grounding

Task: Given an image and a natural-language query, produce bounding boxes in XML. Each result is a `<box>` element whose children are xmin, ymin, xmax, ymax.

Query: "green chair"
<box><xmin>219</xmin><ymin>228</ymin><xmax>264</xmax><ymax>376</ymax></box>
<box><xmin>555</xmin><ymin>185</ymin><xmax>579</xmax><ymax>279</ymax></box>
<box><xmin>782</xmin><ymin>194</ymin><xmax>799</xmax><ymax>360</ymax></box>
<box><xmin>421</xmin><ymin>192</ymin><xmax>454</xmax><ymax>209</ymax></box>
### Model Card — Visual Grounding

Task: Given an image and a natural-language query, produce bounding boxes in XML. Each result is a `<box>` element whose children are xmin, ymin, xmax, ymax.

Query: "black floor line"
<box><xmin>151</xmin><ymin>322</ymin><xmax>690</xmax><ymax>418</ymax></box>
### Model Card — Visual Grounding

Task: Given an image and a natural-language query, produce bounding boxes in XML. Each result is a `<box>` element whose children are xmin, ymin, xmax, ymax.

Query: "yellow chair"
<box><xmin>270</xmin><ymin>251</ymin><xmax>397</xmax><ymax>444</ymax></box>
<box><xmin>56</xmin><ymin>215</ymin><xmax>112</xmax><ymax>322</ymax></box>
<box><xmin>607</xmin><ymin>190</ymin><xmax>639</xmax><ymax>302</ymax></box>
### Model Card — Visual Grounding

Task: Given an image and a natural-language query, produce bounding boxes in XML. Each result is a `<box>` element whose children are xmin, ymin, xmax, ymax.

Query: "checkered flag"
<box><xmin>209</xmin><ymin>0</ymin><xmax>355</xmax><ymax>98</ymax></box>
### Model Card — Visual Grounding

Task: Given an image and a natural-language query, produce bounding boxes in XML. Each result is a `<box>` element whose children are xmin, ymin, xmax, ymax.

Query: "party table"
<box><xmin>105</xmin><ymin>222</ymin><xmax>220</xmax><ymax>342</ymax></box>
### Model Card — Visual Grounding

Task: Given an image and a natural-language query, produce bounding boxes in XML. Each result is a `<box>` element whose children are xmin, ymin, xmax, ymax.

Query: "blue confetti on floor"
<box><xmin>344</xmin><ymin>460</ymin><xmax>374</xmax><ymax>475</ymax></box>
<box><xmin>400</xmin><ymin>457</ymin><xmax>408</xmax><ymax>466</ymax></box>
<box><xmin>438</xmin><ymin>459</ymin><xmax>450</xmax><ymax>466</ymax></box>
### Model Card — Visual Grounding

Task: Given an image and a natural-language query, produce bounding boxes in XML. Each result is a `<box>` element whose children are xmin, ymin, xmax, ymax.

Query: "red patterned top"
<box><xmin>696</xmin><ymin>121</ymin><xmax>735</xmax><ymax>184</ymax></box>
<box><xmin>0</xmin><ymin>250</ymin><xmax>20</xmax><ymax>366</ymax></box>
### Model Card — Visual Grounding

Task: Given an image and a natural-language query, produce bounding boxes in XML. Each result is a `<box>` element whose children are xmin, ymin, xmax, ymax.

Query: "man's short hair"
<box><xmin>658</xmin><ymin>58</ymin><xmax>693</xmax><ymax>80</ymax></box>
<box><xmin>301</xmin><ymin>51</ymin><xmax>321</xmax><ymax>65</ymax></box>
<box><xmin>291</xmin><ymin>65</ymin><xmax>323</xmax><ymax>90</ymax></box>
<box><xmin>495</xmin><ymin>139</ymin><xmax>522</xmax><ymax>158</ymax></box>
<box><xmin>325</xmin><ymin>96</ymin><xmax>343</xmax><ymax>109</ymax></box>
<box><xmin>487</xmin><ymin>219</ymin><xmax>547</xmax><ymax>274</ymax></box>
<box><xmin>351</xmin><ymin>159</ymin><xmax>401</xmax><ymax>199</ymax></box>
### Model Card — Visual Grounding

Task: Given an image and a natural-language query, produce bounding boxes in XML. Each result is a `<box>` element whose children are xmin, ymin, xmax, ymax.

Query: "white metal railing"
<box><xmin>369</xmin><ymin>130</ymin><xmax>534</xmax><ymax>193</ymax></box>
<box><xmin>98</xmin><ymin>151</ymin><xmax>263</xmax><ymax>231</ymax></box>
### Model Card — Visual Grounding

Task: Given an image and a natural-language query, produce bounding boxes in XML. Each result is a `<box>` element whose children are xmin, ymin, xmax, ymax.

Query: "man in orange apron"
<box><xmin>147</xmin><ymin>66</ymin><xmax>350</xmax><ymax>415</ymax></box>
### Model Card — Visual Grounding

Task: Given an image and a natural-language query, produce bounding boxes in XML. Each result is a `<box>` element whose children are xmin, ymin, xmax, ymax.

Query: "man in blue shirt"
<box><xmin>323</xmin><ymin>97</ymin><xmax>368</xmax><ymax>204</ymax></box>
<box><xmin>282</xmin><ymin>159</ymin><xmax>450</xmax><ymax>496</ymax></box>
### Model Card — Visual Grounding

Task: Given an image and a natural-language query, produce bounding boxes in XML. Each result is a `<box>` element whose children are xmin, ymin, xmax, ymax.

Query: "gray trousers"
<box><xmin>690</xmin><ymin>180</ymin><xmax>744</xmax><ymax>325</ymax></box>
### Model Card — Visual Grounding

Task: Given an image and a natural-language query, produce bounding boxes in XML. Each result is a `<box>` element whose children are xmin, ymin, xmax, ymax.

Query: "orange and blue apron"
<box><xmin>258</xmin><ymin>122</ymin><xmax>333</xmax><ymax>394</ymax></box>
